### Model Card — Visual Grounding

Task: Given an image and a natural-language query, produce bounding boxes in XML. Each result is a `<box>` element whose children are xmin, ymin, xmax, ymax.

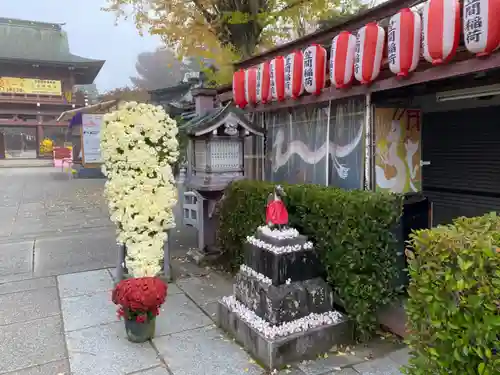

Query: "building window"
<box><xmin>0</xmin><ymin>127</ymin><xmax>37</xmax><ymax>159</ymax></box>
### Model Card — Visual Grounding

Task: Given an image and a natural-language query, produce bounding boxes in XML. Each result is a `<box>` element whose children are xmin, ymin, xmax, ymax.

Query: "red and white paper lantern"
<box><xmin>354</xmin><ymin>23</ymin><xmax>385</xmax><ymax>84</ymax></box>
<box><xmin>388</xmin><ymin>9</ymin><xmax>421</xmax><ymax>77</ymax></box>
<box><xmin>270</xmin><ymin>56</ymin><xmax>286</xmax><ymax>101</ymax></box>
<box><xmin>284</xmin><ymin>51</ymin><xmax>304</xmax><ymax>99</ymax></box>
<box><xmin>244</xmin><ymin>67</ymin><xmax>257</xmax><ymax>106</ymax></box>
<box><xmin>463</xmin><ymin>0</ymin><xmax>500</xmax><ymax>56</ymax></box>
<box><xmin>256</xmin><ymin>61</ymin><xmax>271</xmax><ymax>104</ymax></box>
<box><xmin>330</xmin><ymin>31</ymin><xmax>357</xmax><ymax>88</ymax></box>
<box><xmin>232</xmin><ymin>69</ymin><xmax>247</xmax><ymax>108</ymax></box>
<box><xmin>302</xmin><ymin>44</ymin><xmax>327</xmax><ymax>95</ymax></box>
<box><xmin>422</xmin><ymin>0</ymin><xmax>460</xmax><ymax>65</ymax></box>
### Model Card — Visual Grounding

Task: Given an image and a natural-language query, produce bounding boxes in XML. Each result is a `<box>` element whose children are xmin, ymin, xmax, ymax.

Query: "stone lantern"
<box><xmin>181</xmin><ymin>88</ymin><xmax>264</xmax><ymax>262</ymax></box>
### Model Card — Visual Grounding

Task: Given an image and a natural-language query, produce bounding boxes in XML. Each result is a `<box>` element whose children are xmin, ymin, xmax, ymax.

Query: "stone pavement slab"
<box><xmin>177</xmin><ymin>273</ymin><xmax>234</xmax><ymax>305</ymax></box>
<box><xmin>58</xmin><ymin>268</ymin><xmax>113</xmax><ymax>298</ymax></box>
<box><xmin>388</xmin><ymin>348</ymin><xmax>410</xmax><ymax>366</ymax></box>
<box><xmin>153</xmin><ymin>325</ymin><xmax>262</xmax><ymax>375</ymax></box>
<box><xmin>34</xmin><ymin>232</ymin><xmax>117</xmax><ymax>276</ymax></box>
<box><xmin>0</xmin><ymin>276</ymin><xmax>55</xmax><ymax>295</ymax></box>
<box><xmin>353</xmin><ymin>356</ymin><xmax>403</xmax><ymax>375</ymax></box>
<box><xmin>4</xmin><ymin>359</ymin><xmax>70</xmax><ymax>375</ymax></box>
<box><xmin>66</xmin><ymin>321</ymin><xmax>163</xmax><ymax>375</ymax></box>
<box><xmin>0</xmin><ymin>241</ymin><xmax>34</xmax><ymax>277</ymax></box>
<box><xmin>297</xmin><ymin>338</ymin><xmax>404</xmax><ymax>375</ymax></box>
<box><xmin>0</xmin><ymin>316</ymin><xmax>67</xmax><ymax>373</ymax></box>
<box><xmin>130</xmin><ymin>365</ymin><xmax>170</xmax><ymax>375</ymax></box>
<box><xmin>61</xmin><ymin>290</ymin><xmax>117</xmax><ymax>332</ymax></box>
<box><xmin>155</xmin><ymin>293</ymin><xmax>213</xmax><ymax>337</ymax></box>
<box><xmin>0</xmin><ymin>287</ymin><xmax>60</xmax><ymax>325</ymax></box>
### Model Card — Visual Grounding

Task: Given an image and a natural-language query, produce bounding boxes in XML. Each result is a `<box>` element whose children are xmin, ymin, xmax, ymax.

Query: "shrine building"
<box><xmin>219</xmin><ymin>0</ymin><xmax>500</xmax><ymax>227</ymax></box>
<box><xmin>0</xmin><ymin>17</ymin><xmax>105</xmax><ymax>160</ymax></box>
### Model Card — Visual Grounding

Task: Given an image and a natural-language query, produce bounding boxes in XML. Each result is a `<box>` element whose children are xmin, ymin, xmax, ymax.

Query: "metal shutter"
<box><xmin>422</xmin><ymin>105</ymin><xmax>500</xmax><ymax>225</ymax></box>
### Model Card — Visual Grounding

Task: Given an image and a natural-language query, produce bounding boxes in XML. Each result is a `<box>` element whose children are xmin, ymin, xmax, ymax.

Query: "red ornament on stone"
<box><xmin>266</xmin><ymin>200</ymin><xmax>289</xmax><ymax>226</ymax></box>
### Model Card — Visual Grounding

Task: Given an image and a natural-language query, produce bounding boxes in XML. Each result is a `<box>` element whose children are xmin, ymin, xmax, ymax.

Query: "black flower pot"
<box><xmin>124</xmin><ymin>317</ymin><xmax>156</xmax><ymax>343</ymax></box>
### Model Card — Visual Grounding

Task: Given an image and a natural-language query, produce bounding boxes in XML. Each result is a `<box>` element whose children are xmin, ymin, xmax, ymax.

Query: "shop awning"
<box><xmin>57</xmin><ymin>100</ymin><xmax>118</xmax><ymax>122</ymax></box>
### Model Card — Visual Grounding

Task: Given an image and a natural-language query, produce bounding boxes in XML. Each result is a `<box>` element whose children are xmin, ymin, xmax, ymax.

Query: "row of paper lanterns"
<box><xmin>233</xmin><ymin>0</ymin><xmax>500</xmax><ymax>108</ymax></box>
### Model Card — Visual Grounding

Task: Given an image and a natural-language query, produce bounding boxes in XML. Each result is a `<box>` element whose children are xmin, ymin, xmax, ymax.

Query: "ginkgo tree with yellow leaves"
<box><xmin>103</xmin><ymin>0</ymin><xmax>366</xmax><ymax>85</ymax></box>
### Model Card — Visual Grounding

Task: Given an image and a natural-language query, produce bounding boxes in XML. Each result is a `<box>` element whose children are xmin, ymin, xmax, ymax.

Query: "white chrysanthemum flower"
<box><xmin>101</xmin><ymin>101</ymin><xmax>179</xmax><ymax>277</ymax></box>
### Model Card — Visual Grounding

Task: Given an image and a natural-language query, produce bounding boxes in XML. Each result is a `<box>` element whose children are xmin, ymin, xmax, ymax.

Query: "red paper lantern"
<box><xmin>244</xmin><ymin>67</ymin><xmax>257</xmax><ymax>106</ymax></box>
<box><xmin>256</xmin><ymin>61</ymin><xmax>271</xmax><ymax>104</ymax></box>
<box><xmin>330</xmin><ymin>31</ymin><xmax>357</xmax><ymax>88</ymax></box>
<box><xmin>388</xmin><ymin>8</ymin><xmax>421</xmax><ymax>77</ymax></box>
<box><xmin>354</xmin><ymin>23</ymin><xmax>385</xmax><ymax>85</ymax></box>
<box><xmin>284</xmin><ymin>51</ymin><xmax>304</xmax><ymax>99</ymax></box>
<box><xmin>303</xmin><ymin>44</ymin><xmax>327</xmax><ymax>95</ymax></box>
<box><xmin>232</xmin><ymin>69</ymin><xmax>247</xmax><ymax>108</ymax></box>
<box><xmin>463</xmin><ymin>0</ymin><xmax>500</xmax><ymax>56</ymax></box>
<box><xmin>270</xmin><ymin>56</ymin><xmax>285</xmax><ymax>101</ymax></box>
<box><xmin>422</xmin><ymin>0</ymin><xmax>460</xmax><ymax>65</ymax></box>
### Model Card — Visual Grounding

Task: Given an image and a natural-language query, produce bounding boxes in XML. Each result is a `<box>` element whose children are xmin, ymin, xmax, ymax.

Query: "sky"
<box><xmin>0</xmin><ymin>0</ymin><xmax>162</xmax><ymax>93</ymax></box>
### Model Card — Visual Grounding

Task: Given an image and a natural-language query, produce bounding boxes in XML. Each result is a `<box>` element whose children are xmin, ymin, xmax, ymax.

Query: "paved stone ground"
<box><xmin>0</xmin><ymin>168</ymin><xmax>408</xmax><ymax>375</ymax></box>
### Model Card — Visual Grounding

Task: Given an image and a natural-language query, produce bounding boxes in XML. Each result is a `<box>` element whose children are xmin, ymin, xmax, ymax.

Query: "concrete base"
<box><xmin>217</xmin><ymin>301</ymin><xmax>353</xmax><ymax>370</ymax></box>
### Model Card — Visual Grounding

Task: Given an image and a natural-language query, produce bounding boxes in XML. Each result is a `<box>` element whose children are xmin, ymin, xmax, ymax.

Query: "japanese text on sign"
<box><xmin>388</xmin><ymin>20</ymin><xmax>397</xmax><ymax>65</ymax></box>
<box><xmin>0</xmin><ymin>77</ymin><xmax>62</xmax><ymax>95</ymax></box>
<box><xmin>303</xmin><ymin>49</ymin><xmax>314</xmax><ymax>88</ymax></box>
<box><xmin>464</xmin><ymin>0</ymin><xmax>483</xmax><ymax>44</ymax></box>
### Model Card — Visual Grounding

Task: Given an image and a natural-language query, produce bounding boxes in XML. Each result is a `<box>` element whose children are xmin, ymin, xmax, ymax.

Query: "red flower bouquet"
<box><xmin>112</xmin><ymin>277</ymin><xmax>168</xmax><ymax>323</ymax></box>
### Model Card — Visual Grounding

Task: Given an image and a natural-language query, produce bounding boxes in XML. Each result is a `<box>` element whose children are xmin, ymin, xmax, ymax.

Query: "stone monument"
<box><xmin>217</xmin><ymin>185</ymin><xmax>352</xmax><ymax>370</ymax></box>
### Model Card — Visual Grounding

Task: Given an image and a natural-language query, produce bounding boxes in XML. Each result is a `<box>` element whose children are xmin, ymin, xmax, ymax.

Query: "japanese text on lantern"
<box><xmin>270</xmin><ymin>63</ymin><xmax>276</xmax><ymax>98</ymax></box>
<box><xmin>256</xmin><ymin>66</ymin><xmax>262</xmax><ymax>99</ymax></box>
<box><xmin>285</xmin><ymin>56</ymin><xmax>292</xmax><ymax>92</ymax></box>
<box><xmin>354</xmin><ymin>36</ymin><xmax>361</xmax><ymax>75</ymax></box>
<box><xmin>464</xmin><ymin>0</ymin><xmax>482</xmax><ymax>44</ymax></box>
<box><xmin>303</xmin><ymin>49</ymin><xmax>313</xmax><ymax>88</ymax></box>
<box><xmin>388</xmin><ymin>20</ymin><xmax>397</xmax><ymax>66</ymax></box>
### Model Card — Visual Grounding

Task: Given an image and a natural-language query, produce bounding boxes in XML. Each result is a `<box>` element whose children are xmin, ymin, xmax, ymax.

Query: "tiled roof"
<box><xmin>180</xmin><ymin>104</ymin><xmax>264</xmax><ymax>136</ymax></box>
<box><xmin>0</xmin><ymin>17</ymin><xmax>104</xmax><ymax>65</ymax></box>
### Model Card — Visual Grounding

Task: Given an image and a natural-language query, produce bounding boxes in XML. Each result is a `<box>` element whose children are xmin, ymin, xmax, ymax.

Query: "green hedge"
<box><xmin>216</xmin><ymin>180</ymin><xmax>404</xmax><ymax>340</ymax></box>
<box><xmin>404</xmin><ymin>212</ymin><xmax>500</xmax><ymax>375</ymax></box>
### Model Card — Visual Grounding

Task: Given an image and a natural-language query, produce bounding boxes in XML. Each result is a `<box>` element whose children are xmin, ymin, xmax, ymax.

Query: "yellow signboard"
<box><xmin>0</xmin><ymin>77</ymin><xmax>62</xmax><ymax>95</ymax></box>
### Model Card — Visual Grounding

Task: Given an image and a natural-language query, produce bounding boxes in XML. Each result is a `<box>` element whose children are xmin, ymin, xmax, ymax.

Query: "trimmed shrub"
<box><xmin>404</xmin><ymin>212</ymin><xmax>500</xmax><ymax>375</ymax></box>
<box><xmin>216</xmin><ymin>180</ymin><xmax>404</xmax><ymax>340</ymax></box>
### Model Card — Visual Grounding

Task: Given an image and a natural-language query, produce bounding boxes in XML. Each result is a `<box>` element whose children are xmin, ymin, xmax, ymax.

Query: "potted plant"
<box><xmin>112</xmin><ymin>276</ymin><xmax>168</xmax><ymax>342</ymax></box>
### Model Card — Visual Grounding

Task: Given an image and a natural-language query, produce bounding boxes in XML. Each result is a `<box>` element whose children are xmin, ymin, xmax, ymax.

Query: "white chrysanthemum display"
<box><xmin>221</xmin><ymin>295</ymin><xmax>343</xmax><ymax>339</ymax></box>
<box><xmin>100</xmin><ymin>101</ymin><xmax>180</xmax><ymax>277</ymax></box>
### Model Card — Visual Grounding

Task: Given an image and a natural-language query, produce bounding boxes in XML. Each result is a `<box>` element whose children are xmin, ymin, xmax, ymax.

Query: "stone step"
<box><xmin>244</xmin><ymin>242</ymin><xmax>323</xmax><ymax>286</ymax></box>
<box><xmin>234</xmin><ymin>270</ymin><xmax>334</xmax><ymax>325</ymax></box>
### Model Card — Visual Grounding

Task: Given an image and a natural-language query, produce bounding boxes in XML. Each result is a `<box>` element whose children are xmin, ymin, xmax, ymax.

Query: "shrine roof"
<box><xmin>0</xmin><ymin>18</ymin><xmax>105</xmax><ymax>69</ymax></box>
<box><xmin>179</xmin><ymin>103</ymin><xmax>264</xmax><ymax>137</ymax></box>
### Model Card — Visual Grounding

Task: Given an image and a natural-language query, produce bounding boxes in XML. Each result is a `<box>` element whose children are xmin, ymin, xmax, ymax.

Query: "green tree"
<box><xmin>99</xmin><ymin>87</ymin><xmax>151</xmax><ymax>103</ymax></box>
<box><xmin>103</xmin><ymin>0</ymin><xmax>366</xmax><ymax>84</ymax></box>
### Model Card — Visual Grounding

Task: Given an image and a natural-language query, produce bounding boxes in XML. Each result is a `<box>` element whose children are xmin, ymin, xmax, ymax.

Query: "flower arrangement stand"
<box><xmin>217</xmin><ymin>226</ymin><xmax>353</xmax><ymax>370</ymax></box>
<box><xmin>116</xmin><ymin>231</ymin><xmax>173</xmax><ymax>284</ymax></box>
